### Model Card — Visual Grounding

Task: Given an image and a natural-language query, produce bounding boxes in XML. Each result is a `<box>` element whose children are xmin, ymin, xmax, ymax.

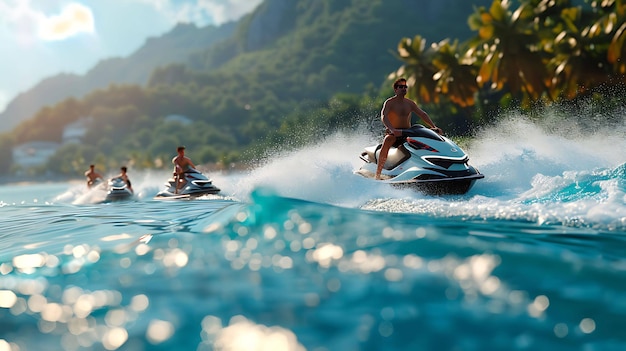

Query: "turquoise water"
<box><xmin>1</xmin><ymin>119</ymin><xmax>625</xmax><ymax>351</ymax></box>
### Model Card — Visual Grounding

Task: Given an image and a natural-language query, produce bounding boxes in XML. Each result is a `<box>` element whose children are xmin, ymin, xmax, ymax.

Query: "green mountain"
<box><xmin>140</xmin><ymin>0</ymin><xmax>492</xmax><ymax>143</ymax></box>
<box><xmin>2</xmin><ymin>0</ymin><xmax>492</xmax><ymax>175</ymax></box>
<box><xmin>0</xmin><ymin>22</ymin><xmax>236</xmax><ymax>132</ymax></box>
<box><xmin>191</xmin><ymin>0</ymin><xmax>490</xmax><ymax>97</ymax></box>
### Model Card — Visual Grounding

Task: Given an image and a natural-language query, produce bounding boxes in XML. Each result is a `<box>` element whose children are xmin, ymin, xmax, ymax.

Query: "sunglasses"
<box><xmin>395</xmin><ymin>85</ymin><xmax>408</xmax><ymax>89</ymax></box>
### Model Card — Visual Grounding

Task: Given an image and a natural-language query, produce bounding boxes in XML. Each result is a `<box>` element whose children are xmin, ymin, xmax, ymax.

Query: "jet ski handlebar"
<box><xmin>400</xmin><ymin>125</ymin><xmax>443</xmax><ymax>140</ymax></box>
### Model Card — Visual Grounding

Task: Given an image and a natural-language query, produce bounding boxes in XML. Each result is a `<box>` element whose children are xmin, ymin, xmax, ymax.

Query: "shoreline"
<box><xmin>0</xmin><ymin>163</ymin><xmax>250</xmax><ymax>186</ymax></box>
<box><xmin>0</xmin><ymin>175</ymin><xmax>80</xmax><ymax>185</ymax></box>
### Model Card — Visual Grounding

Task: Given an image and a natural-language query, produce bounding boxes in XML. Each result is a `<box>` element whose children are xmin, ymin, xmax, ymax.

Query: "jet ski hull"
<box><xmin>356</xmin><ymin>168</ymin><xmax>482</xmax><ymax>195</ymax></box>
<box><xmin>105</xmin><ymin>190</ymin><xmax>134</xmax><ymax>202</ymax></box>
<box><xmin>154</xmin><ymin>188</ymin><xmax>220</xmax><ymax>199</ymax></box>
<box><xmin>391</xmin><ymin>174</ymin><xmax>483</xmax><ymax>195</ymax></box>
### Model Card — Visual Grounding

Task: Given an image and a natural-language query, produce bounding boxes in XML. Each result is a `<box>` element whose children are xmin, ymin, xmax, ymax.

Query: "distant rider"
<box><xmin>85</xmin><ymin>164</ymin><xmax>103</xmax><ymax>188</ymax></box>
<box><xmin>172</xmin><ymin>146</ymin><xmax>196</xmax><ymax>194</ymax></box>
<box><xmin>112</xmin><ymin>166</ymin><xmax>133</xmax><ymax>193</ymax></box>
<box><xmin>376</xmin><ymin>78</ymin><xmax>442</xmax><ymax>180</ymax></box>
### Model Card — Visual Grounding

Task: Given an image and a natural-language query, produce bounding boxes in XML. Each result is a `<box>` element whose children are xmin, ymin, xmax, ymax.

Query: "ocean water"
<box><xmin>1</xmin><ymin>118</ymin><xmax>625</xmax><ymax>351</ymax></box>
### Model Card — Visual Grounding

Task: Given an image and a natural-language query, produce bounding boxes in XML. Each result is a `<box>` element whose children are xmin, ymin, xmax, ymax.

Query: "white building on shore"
<box><xmin>12</xmin><ymin>141</ymin><xmax>60</xmax><ymax>168</ymax></box>
<box><xmin>12</xmin><ymin>117</ymin><xmax>91</xmax><ymax>170</ymax></box>
<box><xmin>62</xmin><ymin>118</ymin><xmax>91</xmax><ymax>144</ymax></box>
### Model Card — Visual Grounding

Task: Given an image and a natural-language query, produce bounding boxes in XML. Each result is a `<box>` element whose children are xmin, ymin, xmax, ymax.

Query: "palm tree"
<box><xmin>392</xmin><ymin>35</ymin><xmax>439</xmax><ymax>105</ymax></box>
<box><xmin>466</xmin><ymin>0</ymin><xmax>550</xmax><ymax>106</ymax></box>
<box><xmin>392</xmin><ymin>36</ymin><xmax>480</xmax><ymax>108</ymax></box>
<box><xmin>391</xmin><ymin>0</ymin><xmax>626</xmax><ymax>115</ymax></box>
<box><xmin>588</xmin><ymin>0</ymin><xmax>626</xmax><ymax>75</ymax></box>
<box><xmin>545</xmin><ymin>5</ymin><xmax>612</xmax><ymax>99</ymax></box>
<box><xmin>431</xmin><ymin>39</ymin><xmax>480</xmax><ymax>108</ymax></box>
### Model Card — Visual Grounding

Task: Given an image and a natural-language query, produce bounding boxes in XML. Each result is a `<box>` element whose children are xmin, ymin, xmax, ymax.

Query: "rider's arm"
<box><xmin>187</xmin><ymin>157</ymin><xmax>196</xmax><ymax>170</ymax></box>
<box><xmin>412</xmin><ymin>103</ymin><xmax>442</xmax><ymax>134</ymax></box>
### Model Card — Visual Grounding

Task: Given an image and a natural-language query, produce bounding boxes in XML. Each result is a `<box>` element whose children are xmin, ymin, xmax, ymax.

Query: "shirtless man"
<box><xmin>376</xmin><ymin>78</ymin><xmax>442</xmax><ymax>179</ymax></box>
<box><xmin>85</xmin><ymin>164</ymin><xmax>103</xmax><ymax>188</ymax></box>
<box><xmin>172</xmin><ymin>146</ymin><xmax>196</xmax><ymax>193</ymax></box>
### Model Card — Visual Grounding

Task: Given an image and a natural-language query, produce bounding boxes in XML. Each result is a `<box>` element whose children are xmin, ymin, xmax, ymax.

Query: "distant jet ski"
<box><xmin>154</xmin><ymin>168</ymin><xmax>220</xmax><ymax>199</ymax></box>
<box><xmin>356</xmin><ymin>124</ymin><xmax>484</xmax><ymax>195</ymax></box>
<box><xmin>104</xmin><ymin>177</ymin><xmax>134</xmax><ymax>202</ymax></box>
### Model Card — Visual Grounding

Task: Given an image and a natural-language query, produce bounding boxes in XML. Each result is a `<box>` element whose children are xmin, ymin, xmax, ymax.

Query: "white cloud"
<box><xmin>0</xmin><ymin>1</ymin><xmax>95</xmax><ymax>43</ymax></box>
<box><xmin>38</xmin><ymin>3</ymin><xmax>95</xmax><ymax>41</ymax></box>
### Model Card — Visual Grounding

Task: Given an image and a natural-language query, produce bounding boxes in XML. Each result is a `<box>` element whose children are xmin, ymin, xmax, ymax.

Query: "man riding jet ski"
<box><xmin>104</xmin><ymin>166</ymin><xmax>134</xmax><ymax>202</ymax></box>
<box><xmin>155</xmin><ymin>146</ymin><xmax>220</xmax><ymax>198</ymax></box>
<box><xmin>356</xmin><ymin>77</ymin><xmax>483</xmax><ymax>195</ymax></box>
<box><xmin>104</xmin><ymin>177</ymin><xmax>134</xmax><ymax>202</ymax></box>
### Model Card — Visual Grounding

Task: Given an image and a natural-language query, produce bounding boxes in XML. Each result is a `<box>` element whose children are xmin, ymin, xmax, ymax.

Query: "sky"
<box><xmin>0</xmin><ymin>0</ymin><xmax>263</xmax><ymax>113</ymax></box>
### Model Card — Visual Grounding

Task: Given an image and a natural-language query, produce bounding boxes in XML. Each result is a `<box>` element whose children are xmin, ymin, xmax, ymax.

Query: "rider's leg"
<box><xmin>174</xmin><ymin>173</ymin><xmax>181</xmax><ymax>194</ymax></box>
<box><xmin>375</xmin><ymin>134</ymin><xmax>396</xmax><ymax>180</ymax></box>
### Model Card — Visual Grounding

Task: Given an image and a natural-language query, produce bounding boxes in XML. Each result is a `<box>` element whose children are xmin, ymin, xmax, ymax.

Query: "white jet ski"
<box><xmin>104</xmin><ymin>177</ymin><xmax>134</xmax><ymax>202</ymax></box>
<box><xmin>154</xmin><ymin>168</ymin><xmax>220</xmax><ymax>199</ymax></box>
<box><xmin>357</xmin><ymin>125</ymin><xmax>484</xmax><ymax>195</ymax></box>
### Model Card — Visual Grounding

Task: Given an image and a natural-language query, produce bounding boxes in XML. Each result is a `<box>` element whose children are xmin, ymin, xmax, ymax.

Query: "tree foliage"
<box><xmin>396</xmin><ymin>0</ymin><xmax>626</xmax><ymax>112</ymax></box>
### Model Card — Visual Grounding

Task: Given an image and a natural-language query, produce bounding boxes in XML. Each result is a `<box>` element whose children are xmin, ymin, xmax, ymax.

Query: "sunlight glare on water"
<box><xmin>199</xmin><ymin>315</ymin><xmax>305</xmax><ymax>351</ymax></box>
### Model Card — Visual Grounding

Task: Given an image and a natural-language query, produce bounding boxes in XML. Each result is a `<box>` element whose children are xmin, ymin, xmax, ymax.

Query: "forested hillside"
<box><xmin>0</xmin><ymin>0</ymin><xmax>492</xmax><ymax>175</ymax></box>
